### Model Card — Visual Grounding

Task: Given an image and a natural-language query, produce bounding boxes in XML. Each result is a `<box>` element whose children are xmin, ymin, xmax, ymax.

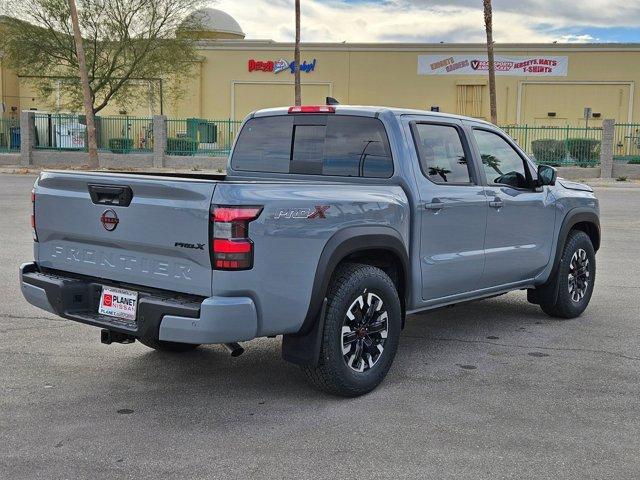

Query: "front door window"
<box><xmin>473</xmin><ymin>129</ymin><xmax>531</xmax><ymax>189</ymax></box>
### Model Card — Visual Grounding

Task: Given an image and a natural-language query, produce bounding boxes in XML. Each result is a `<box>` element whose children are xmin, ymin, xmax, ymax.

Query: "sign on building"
<box><xmin>418</xmin><ymin>55</ymin><xmax>568</xmax><ymax>76</ymax></box>
<box><xmin>248</xmin><ymin>58</ymin><xmax>317</xmax><ymax>74</ymax></box>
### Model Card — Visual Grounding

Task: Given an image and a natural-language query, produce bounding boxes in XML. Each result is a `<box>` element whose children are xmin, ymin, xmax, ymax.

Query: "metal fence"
<box><xmin>20</xmin><ymin>114</ymin><xmax>639</xmax><ymax>167</ymax></box>
<box><xmin>166</xmin><ymin>118</ymin><xmax>242</xmax><ymax>156</ymax></box>
<box><xmin>34</xmin><ymin>113</ymin><xmax>153</xmax><ymax>153</ymax></box>
<box><xmin>0</xmin><ymin>117</ymin><xmax>20</xmax><ymax>152</ymax></box>
<box><xmin>500</xmin><ymin>124</ymin><xmax>603</xmax><ymax>166</ymax></box>
<box><xmin>98</xmin><ymin>116</ymin><xmax>153</xmax><ymax>152</ymax></box>
<box><xmin>613</xmin><ymin>123</ymin><xmax>640</xmax><ymax>164</ymax></box>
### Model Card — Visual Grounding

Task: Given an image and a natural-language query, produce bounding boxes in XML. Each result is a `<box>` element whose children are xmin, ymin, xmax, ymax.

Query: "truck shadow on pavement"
<box><xmin>111</xmin><ymin>291</ymin><xmax>556</xmax><ymax>404</ymax></box>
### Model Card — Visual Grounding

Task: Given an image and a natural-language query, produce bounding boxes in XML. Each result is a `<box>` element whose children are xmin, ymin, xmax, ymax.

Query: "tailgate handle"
<box><xmin>88</xmin><ymin>184</ymin><xmax>133</xmax><ymax>206</ymax></box>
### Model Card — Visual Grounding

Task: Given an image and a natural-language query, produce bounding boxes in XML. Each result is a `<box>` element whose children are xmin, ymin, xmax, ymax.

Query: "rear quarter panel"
<box><xmin>211</xmin><ymin>182</ymin><xmax>409</xmax><ymax>336</ymax></box>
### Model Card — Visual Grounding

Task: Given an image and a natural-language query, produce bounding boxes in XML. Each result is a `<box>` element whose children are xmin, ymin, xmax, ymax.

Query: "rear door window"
<box><xmin>412</xmin><ymin>123</ymin><xmax>473</xmax><ymax>184</ymax></box>
<box><xmin>232</xmin><ymin>115</ymin><xmax>393</xmax><ymax>178</ymax></box>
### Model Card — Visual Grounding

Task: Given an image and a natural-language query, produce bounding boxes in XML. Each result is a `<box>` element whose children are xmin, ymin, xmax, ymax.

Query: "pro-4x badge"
<box><xmin>274</xmin><ymin>205</ymin><xmax>330</xmax><ymax>219</ymax></box>
<box><xmin>174</xmin><ymin>242</ymin><xmax>205</xmax><ymax>250</ymax></box>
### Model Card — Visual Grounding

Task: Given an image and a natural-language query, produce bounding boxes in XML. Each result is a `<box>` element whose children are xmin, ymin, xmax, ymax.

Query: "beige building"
<box><xmin>1</xmin><ymin>8</ymin><xmax>640</xmax><ymax>126</ymax></box>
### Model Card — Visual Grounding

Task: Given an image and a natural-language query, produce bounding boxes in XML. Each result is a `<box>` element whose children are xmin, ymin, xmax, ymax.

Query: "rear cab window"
<box><xmin>231</xmin><ymin>115</ymin><xmax>393</xmax><ymax>178</ymax></box>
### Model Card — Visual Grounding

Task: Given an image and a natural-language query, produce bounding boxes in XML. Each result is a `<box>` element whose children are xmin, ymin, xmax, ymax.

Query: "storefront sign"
<box><xmin>248</xmin><ymin>58</ymin><xmax>317</xmax><ymax>74</ymax></box>
<box><xmin>418</xmin><ymin>55</ymin><xmax>568</xmax><ymax>76</ymax></box>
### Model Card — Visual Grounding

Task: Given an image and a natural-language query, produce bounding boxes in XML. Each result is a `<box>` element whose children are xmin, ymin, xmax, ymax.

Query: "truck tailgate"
<box><xmin>34</xmin><ymin>171</ymin><xmax>217</xmax><ymax>297</ymax></box>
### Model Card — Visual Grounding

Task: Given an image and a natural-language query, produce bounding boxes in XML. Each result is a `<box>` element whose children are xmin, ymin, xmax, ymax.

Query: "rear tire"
<box><xmin>301</xmin><ymin>263</ymin><xmax>401</xmax><ymax>397</ymax></box>
<box><xmin>138</xmin><ymin>337</ymin><xmax>200</xmax><ymax>352</ymax></box>
<box><xmin>539</xmin><ymin>230</ymin><xmax>596</xmax><ymax>319</ymax></box>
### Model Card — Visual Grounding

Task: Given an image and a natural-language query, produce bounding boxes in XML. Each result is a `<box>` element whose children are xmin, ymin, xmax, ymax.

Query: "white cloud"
<box><xmin>212</xmin><ymin>0</ymin><xmax>633</xmax><ymax>43</ymax></box>
<box><xmin>556</xmin><ymin>34</ymin><xmax>596</xmax><ymax>43</ymax></box>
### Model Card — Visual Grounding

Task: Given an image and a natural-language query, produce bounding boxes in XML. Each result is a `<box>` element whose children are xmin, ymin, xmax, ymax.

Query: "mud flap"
<box><xmin>528</xmin><ymin>258</ymin><xmax>563</xmax><ymax>307</ymax></box>
<box><xmin>281</xmin><ymin>298</ymin><xmax>327</xmax><ymax>367</ymax></box>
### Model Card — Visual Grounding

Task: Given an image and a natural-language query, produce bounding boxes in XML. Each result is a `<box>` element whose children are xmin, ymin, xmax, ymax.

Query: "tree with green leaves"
<box><xmin>0</xmin><ymin>0</ymin><xmax>206</xmax><ymax>116</ymax></box>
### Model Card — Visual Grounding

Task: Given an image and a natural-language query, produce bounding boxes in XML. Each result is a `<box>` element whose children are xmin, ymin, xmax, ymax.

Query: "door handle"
<box><xmin>424</xmin><ymin>199</ymin><xmax>445</xmax><ymax>211</ymax></box>
<box><xmin>489</xmin><ymin>198</ymin><xmax>504</xmax><ymax>209</ymax></box>
<box><xmin>88</xmin><ymin>184</ymin><xmax>133</xmax><ymax>206</ymax></box>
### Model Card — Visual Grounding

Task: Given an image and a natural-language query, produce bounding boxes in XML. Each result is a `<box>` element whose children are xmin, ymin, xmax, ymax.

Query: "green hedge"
<box><xmin>566</xmin><ymin>138</ymin><xmax>600</xmax><ymax>166</ymax></box>
<box><xmin>167</xmin><ymin>136</ymin><xmax>197</xmax><ymax>156</ymax></box>
<box><xmin>615</xmin><ymin>155</ymin><xmax>640</xmax><ymax>164</ymax></box>
<box><xmin>108</xmin><ymin>137</ymin><xmax>134</xmax><ymax>154</ymax></box>
<box><xmin>531</xmin><ymin>139</ymin><xmax>566</xmax><ymax>166</ymax></box>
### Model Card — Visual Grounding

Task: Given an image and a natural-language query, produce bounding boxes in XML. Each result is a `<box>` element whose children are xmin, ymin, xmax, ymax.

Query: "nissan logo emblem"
<box><xmin>100</xmin><ymin>209</ymin><xmax>119</xmax><ymax>231</ymax></box>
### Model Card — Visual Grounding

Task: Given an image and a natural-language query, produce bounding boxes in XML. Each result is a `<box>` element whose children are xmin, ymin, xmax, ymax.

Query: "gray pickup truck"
<box><xmin>20</xmin><ymin>105</ymin><xmax>600</xmax><ymax>396</ymax></box>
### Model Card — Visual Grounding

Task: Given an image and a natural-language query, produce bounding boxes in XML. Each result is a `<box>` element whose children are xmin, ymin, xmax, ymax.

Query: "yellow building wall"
<box><xmin>3</xmin><ymin>42</ymin><xmax>640</xmax><ymax>127</ymax></box>
<box><xmin>520</xmin><ymin>83</ymin><xmax>631</xmax><ymax>125</ymax></box>
<box><xmin>190</xmin><ymin>44</ymin><xmax>640</xmax><ymax>125</ymax></box>
<box><xmin>0</xmin><ymin>60</ymin><xmax>21</xmax><ymax>119</ymax></box>
<box><xmin>190</xmin><ymin>48</ymin><xmax>351</xmax><ymax>120</ymax></box>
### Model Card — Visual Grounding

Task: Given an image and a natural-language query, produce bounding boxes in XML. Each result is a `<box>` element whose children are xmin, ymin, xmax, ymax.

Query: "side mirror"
<box><xmin>537</xmin><ymin>165</ymin><xmax>557</xmax><ymax>187</ymax></box>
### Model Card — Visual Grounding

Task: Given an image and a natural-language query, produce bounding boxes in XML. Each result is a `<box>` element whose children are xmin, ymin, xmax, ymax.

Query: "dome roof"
<box><xmin>185</xmin><ymin>8</ymin><xmax>245</xmax><ymax>38</ymax></box>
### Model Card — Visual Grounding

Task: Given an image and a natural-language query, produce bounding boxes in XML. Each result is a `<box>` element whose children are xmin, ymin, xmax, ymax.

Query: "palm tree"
<box><xmin>294</xmin><ymin>0</ymin><xmax>301</xmax><ymax>106</ymax></box>
<box><xmin>483</xmin><ymin>0</ymin><xmax>497</xmax><ymax>124</ymax></box>
<box><xmin>68</xmin><ymin>0</ymin><xmax>98</xmax><ymax>168</ymax></box>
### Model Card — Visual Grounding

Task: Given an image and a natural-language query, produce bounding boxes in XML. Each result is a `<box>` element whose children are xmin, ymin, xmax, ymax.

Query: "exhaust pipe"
<box><xmin>101</xmin><ymin>329</ymin><xmax>135</xmax><ymax>345</ymax></box>
<box><xmin>222</xmin><ymin>342</ymin><xmax>244</xmax><ymax>357</ymax></box>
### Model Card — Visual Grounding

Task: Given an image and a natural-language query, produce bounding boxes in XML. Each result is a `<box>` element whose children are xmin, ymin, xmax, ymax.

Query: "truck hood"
<box><xmin>557</xmin><ymin>178</ymin><xmax>593</xmax><ymax>193</ymax></box>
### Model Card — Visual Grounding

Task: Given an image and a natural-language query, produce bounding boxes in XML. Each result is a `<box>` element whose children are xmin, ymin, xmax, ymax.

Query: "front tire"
<box><xmin>301</xmin><ymin>263</ymin><xmax>402</xmax><ymax>397</ymax></box>
<box><xmin>539</xmin><ymin>230</ymin><xmax>596</xmax><ymax>319</ymax></box>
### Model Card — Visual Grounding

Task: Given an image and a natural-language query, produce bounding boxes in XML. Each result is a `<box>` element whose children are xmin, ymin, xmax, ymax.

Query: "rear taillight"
<box><xmin>31</xmin><ymin>189</ymin><xmax>38</xmax><ymax>242</ymax></box>
<box><xmin>211</xmin><ymin>206</ymin><xmax>262</xmax><ymax>270</ymax></box>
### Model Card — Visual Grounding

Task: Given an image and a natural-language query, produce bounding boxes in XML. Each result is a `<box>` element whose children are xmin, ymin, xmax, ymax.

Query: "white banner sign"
<box><xmin>418</xmin><ymin>55</ymin><xmax>568</xmax><ymax>76</ymax></box>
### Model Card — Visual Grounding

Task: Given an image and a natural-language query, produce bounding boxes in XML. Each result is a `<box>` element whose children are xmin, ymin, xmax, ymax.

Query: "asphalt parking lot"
<box><xmin>1</xmin><ymin>173</ymin><xmax>639</xmax><ymax>479</ymax></box>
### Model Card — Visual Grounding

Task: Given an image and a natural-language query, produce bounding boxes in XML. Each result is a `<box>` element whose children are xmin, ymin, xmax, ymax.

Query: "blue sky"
<box><xmin>566</xmin><ymin>27</ymin><xmax>640</xmax><ymax>43</ymax></box>
<box><xmin>214</xmin><ymin>0</ymin><xmax>640</xmax><ymax>43</ymax></box>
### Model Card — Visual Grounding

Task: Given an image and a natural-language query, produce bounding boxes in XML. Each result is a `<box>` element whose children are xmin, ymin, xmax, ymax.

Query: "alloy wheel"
<box><xmin>341</xmin><ymin>291</ymin><xmax>389</xmax><ymax>373</ymax></box>
<box><xmin>568</xmin><ymin>248</ymin><xmax>590</xmax><ymax>303</ymax></box>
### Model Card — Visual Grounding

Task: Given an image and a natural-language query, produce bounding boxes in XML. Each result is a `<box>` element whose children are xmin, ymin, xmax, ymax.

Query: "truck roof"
<box><xmin>250</xmin><ymin>105</ymin><xmax>495</xmax><ymax>127</ymax></box>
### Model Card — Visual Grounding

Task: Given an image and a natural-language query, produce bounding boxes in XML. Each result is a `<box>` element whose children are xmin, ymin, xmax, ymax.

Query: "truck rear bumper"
<box><xmin>19</xmin><ymin>262</ymin><xmax>258</xmax><ymax>344</ymax></box>
<box><xmin>158</xmin><ymin>297</ymin><xmax>257</xmax><ymax>344</ymax></box>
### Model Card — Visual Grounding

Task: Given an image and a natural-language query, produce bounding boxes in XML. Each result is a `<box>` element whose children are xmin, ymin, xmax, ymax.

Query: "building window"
<box><xmin>457</xmin><ymin>84</ymin><xmax>484</xmax><ymax>118</ymax></box>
